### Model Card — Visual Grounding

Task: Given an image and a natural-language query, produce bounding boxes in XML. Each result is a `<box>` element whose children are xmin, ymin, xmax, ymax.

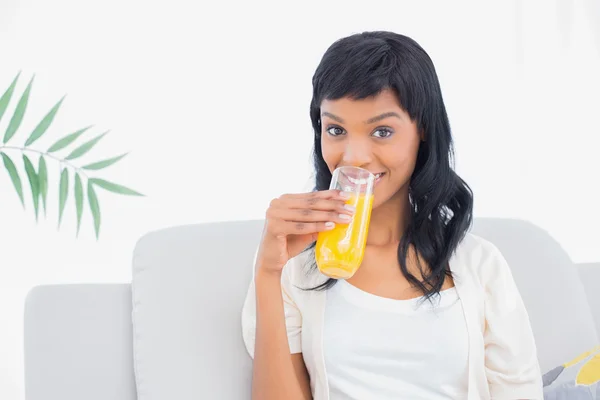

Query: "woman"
<box><xmin>242</xmin><ymin>31</ymin><xmax>542</xmax><ymax>400</ymax></box>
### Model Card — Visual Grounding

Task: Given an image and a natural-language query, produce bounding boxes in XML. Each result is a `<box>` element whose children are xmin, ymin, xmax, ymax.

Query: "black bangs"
<box><xmin>311</xmin><ymin>31</ymin><xmax>441</xmax><ymax>129</ymax></box>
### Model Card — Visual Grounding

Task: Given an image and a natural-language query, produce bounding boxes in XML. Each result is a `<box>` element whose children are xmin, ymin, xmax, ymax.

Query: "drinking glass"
<box><xmin>315</xmin><ymin>166</ymin><xmax>375</xmax><ymax>279</ymax></box>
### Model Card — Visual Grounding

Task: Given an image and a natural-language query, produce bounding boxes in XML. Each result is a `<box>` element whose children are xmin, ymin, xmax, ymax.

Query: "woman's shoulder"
<box><xmin>452</xmin><ymin>233</ymin><xmax>512</xmax><ymax>284</ymax></box>
<box><xmin>455</xmin><ymin>232</ymin><xmax>500</xmax><ymax>257</ymax></box>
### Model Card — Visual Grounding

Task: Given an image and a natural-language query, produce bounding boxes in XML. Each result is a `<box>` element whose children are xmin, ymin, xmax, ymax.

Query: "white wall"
<box><xmin>1</xmin><ymin>0</ymin><xmax>598</xmax><ymax>398</ymax></box>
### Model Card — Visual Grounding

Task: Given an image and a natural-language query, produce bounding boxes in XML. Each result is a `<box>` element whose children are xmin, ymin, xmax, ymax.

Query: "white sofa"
<box><xmin>23</xmin><ymin>218</ymin><xmax>600</xmax><ymax>399</ymax></box>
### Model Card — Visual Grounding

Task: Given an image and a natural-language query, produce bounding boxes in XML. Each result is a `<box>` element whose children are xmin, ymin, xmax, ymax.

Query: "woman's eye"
<box><xmin>326</xmin><ymin>126</ymin><xmax>345</xmax><ymax>136</ymax></box>
<box><xmin>372</xmin><ymin>128</ymin><xmax>393</xmax><ymax>138</ymax></box>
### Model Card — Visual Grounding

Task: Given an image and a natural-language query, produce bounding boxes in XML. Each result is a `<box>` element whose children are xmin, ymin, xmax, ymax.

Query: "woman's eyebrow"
<box><xmin>321</xmin><ymin>111</ymin><xmax>402</xmax><ymax>124</ymax></box>
<box><xmin>365</xmin><ymin>112</ymin><xmax>403</xmax><ymax>124</ymax></box>
<box><xmin>321</xmin><ymin>112</ymin><xmax>345</xmax><ymax>123</ymax></box>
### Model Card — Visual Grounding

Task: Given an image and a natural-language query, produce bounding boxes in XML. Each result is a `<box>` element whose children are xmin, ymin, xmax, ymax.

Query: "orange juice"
<box><xmin>315</xmin><ymin>193</ymin><xmax>374</xmax><ymax>279</ymax></box>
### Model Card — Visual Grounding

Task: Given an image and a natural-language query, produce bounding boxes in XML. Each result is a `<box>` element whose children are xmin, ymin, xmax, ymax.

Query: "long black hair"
<box><xmin>305</xmin><ymin>31</ymin><xmax>473</xmax><ymax>300</ymax></box>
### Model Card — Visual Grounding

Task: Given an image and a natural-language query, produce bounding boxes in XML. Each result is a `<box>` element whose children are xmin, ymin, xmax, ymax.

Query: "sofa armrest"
<box><xmin>24</xmin><ymin>284</ymin><xmax>137</xmax><ymax>400</ymax></box>
<box><xmin>578</xmin><ymin>263</ymin><xmax>600</xmax><ymax>340</ymax></box>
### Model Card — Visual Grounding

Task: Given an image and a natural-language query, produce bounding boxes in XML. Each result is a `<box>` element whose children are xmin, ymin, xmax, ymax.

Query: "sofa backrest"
<box><xmin>131</xmin><ymin>220</ymin><xmax>263</xmax><ymax>400</ymax></box>
<box><xmin>24</xmin><ymin>284</ymin><xmax>137</xmax><ymax>400</ymax></box>
<box><xmin>130</xmin><ymin>218</ymin><xmax>599</xmax><ymax>400</ymax></box>
<box><xmin>471</xmin><ymin>218</ymin><xmax>599</xmax><ymax>371</ymax></box>
<box><xmin>577</xmin><ymin>263</ymin><xmax>600</xmax><ymax>337</ymax></box>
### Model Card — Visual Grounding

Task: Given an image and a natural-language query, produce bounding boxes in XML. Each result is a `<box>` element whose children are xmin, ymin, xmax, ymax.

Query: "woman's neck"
<box><xmin>367</xmin><ymin>186</ymin><xmax>411</xmax><ymax>247</ymax></box>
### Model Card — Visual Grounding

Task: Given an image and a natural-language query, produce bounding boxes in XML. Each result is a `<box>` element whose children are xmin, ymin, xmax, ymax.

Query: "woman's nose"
<box><xmin>341</xmin><ymin>139</ymin><xmax>372</xmax><ymax>167</ymax></box>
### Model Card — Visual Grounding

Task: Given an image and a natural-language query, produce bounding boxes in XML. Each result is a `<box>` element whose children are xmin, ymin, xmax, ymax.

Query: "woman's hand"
<box><xmin>256</xmin><ymin>190</ymin><xmax>353</xmax><ymax>274</ymax></box>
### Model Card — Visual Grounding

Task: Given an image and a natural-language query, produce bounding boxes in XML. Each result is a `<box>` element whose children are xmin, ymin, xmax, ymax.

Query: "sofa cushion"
<box><xmin>471</xmin><ymin>218</ymin><xmax>599</xmax><ymax>373</ymax></box>
<box><xmin>131</xmin><ymin>221</ymin><xmax>263</xmax><ymax>400</ymax></box>
<box><xmin>542</xmin><ymin>345</ymin><xmax>600</xmax><ymax>398</ymax></box>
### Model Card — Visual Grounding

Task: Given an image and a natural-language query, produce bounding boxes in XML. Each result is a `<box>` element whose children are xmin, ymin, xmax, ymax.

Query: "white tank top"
<box><xmin>323</xmin><ymin>279</ymin><xmax>469</xmax><ymax>400</ymax></box>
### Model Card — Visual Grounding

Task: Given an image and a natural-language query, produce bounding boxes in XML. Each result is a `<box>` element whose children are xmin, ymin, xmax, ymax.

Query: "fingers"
<box><xmin>267</xmin><ymin>220</ymin><xmax>336</xmax><ymax>236</ymax></box>
<box><xmin>278</xmin><ymin>189</ymin><xmax>349</xmax><ymax>201</ymax></box>
<box><xmin>270</xmin><ymin>191</ymin><xmax>353</xmax><ymax>214</ymax></box>
<box><xmin>268</xmin><ymin>207</ymin><xmax>352</xmax><ymax>224</ymax></box>
<box><xmin>264</xmin><ymin>190</ymin><xmax>354</xmax><ymax>236</ymax></box>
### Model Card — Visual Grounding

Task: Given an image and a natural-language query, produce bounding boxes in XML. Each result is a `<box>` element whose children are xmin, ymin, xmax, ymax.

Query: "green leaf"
<box><xmin>89</xmin><ymin>178</ymin><xmax>143</xmax><ymax>196</ymax></box>
<box><xmin>23</xmin><ymin>155</ymin><xmax>40</xmax><ymax>220</ymax></box>
<box><xmin>82</xmin><ymin>153</ymin><xmax>127</xmax><ymax>170</ymax></box>
<box><xmin>74</xmin><ymin>173</ymin><xmax>84</xmax><ymax>236</ymax></box>
<box><xmin>0</xmin><ymin>72</ymin><xmax>20</xmax><ymax>125</ymax></box>
<box><xmin>87</xmin><ymin>181</ymin><xmax>101</xmax><ymax>239</ymax></box>
<box><xmin>38</xmin><ymin>156</ymin><xmax>48</xmax><ymax>215</ymax></box>
<box><xmin>25</xmin><ymin>95</ymin><xmax>65</xmax><ymax>146</ymax></box>
<box><xmin>58</xmin><ymin>168</ymin><xmax>69</xmax><ymax>227</ymax></box>
<box><xmin>65</xmin><ymin>130</ymin><xmax>108</xmax><ymax>160</ymax></box>
<box><xmin>1</xmin><ymin>152</ymin><xmax>24</xmax><ymax>207</ymax></box>
<box><xmin>3</xmin><ymin>75</ymin><xmax>34</xmax><ymax>144</ymax></box>
<box><xmin>47</xmin><ymin>125</ymin><xmax>93</xmax><ymax>153</ymax></box>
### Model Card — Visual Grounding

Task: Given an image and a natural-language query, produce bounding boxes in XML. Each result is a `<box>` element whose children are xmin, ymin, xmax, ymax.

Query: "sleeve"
<box><xmin>482</xmin><ymin>244</ymin><xmax>544</xmax><ymax>399</ymax></box>
<box><xmin>240</xmin><ymin>250</ymin><xmax>303</xmax><ymax>358</ymax></box>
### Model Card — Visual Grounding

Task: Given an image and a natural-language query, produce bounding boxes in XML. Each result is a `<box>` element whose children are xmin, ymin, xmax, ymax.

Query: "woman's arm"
<box><xmin>251</xmin><ymin>268</ymin><xmax>311</xmax><ymax>400</ymax></box>
<box><xmin>482</xmin><ymin>245</ymin><xmax>543</xmax><ymax>399</ymax></box>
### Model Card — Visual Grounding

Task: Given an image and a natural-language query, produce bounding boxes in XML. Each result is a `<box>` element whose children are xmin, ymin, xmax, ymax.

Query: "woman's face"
<box><xmin>320</xmin><ymin>89</ymin><xmax>422</xmax><ymax>209</ymax></box>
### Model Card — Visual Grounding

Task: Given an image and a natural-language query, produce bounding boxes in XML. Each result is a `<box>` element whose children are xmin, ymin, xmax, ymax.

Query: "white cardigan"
<box><xmin>241</xmin><ymin>234</ymin><xmax>544</xmax><ymax>400</ymax></box>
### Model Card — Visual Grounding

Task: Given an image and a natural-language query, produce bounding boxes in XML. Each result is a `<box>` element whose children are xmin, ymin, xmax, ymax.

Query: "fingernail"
<box><xmin>325</xmin><ymin>222</ymin><xmax>335</xmax><ymax>229</ymax></box>
<box><xmin>344</xmin><ymin>204</ymin><xmax>355</xmax><ymax>213</ymax></box>
<box><xmin>339</xmin><ymin>214</ymin><xmax>351</xmax><ymax>221</ymax></box>
<box><xmin>339</xmin><ymin>191</ymin><xmax>351</xmax><ymax>199</ymax></box>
